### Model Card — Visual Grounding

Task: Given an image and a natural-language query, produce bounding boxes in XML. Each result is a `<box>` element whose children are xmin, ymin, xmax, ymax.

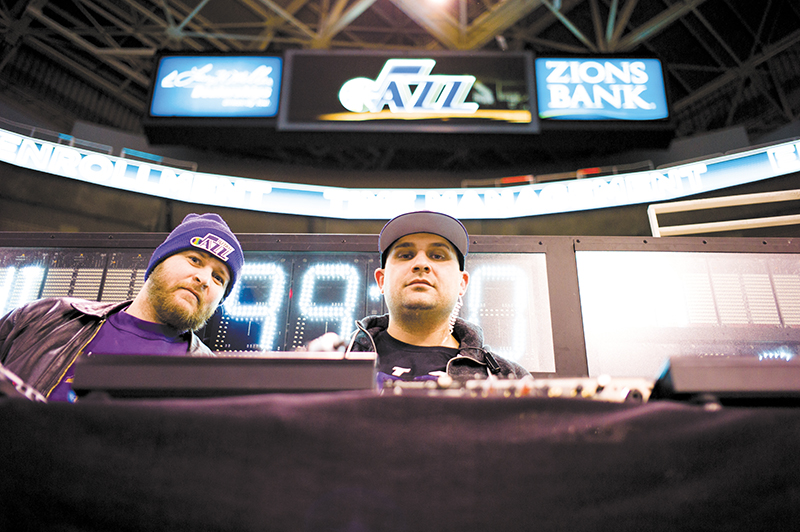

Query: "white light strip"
<box><xmin>0</xmin><ymin>267</ymin><xmax>15</xmax><ymax>315</ymax></box>
<box><xmin>467</xmin><ymin>265</ymin><xmax>527</xmax><ymax>362</ymax></box>
<box><xmin>223</xmin><ymin>263</ymin><xmax>287</xmax><ymax>350</ymax></box>
<box><xmin>1</xmin><ymin>126</ymin><xmax>798</xmax><ymax>220</ymax></box>
<box><xmin>297</xmin><ymin>263</ymin><xmax>360</xmax><ymax>337</ymax></box>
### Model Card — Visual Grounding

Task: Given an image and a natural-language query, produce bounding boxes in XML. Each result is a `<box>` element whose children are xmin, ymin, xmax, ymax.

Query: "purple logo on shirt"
<box><xmin>190</xmin><ymin>233</ymin><xmax>234</xmax><ymax>262</ymax></box>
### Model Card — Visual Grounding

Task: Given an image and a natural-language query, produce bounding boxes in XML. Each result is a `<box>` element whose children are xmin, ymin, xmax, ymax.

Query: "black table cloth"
<box><xmin>2</xmin><ymin>391</ymin><xmax>798</xmax><ymax>531</ymax></box>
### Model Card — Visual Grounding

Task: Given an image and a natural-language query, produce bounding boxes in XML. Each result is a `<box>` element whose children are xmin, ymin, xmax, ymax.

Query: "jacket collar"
<box><xmin>356</xmin><ymin>313</ymin><xmax>486</xmax><ymax>358</ymax></box>
<box><xmin>69</xmin><ymin>298</ymin><xmax>133</xmax><ymax>318</ymax></box>
<box><xmin>68</xmin><ymin>298</ymin><xmax>208</xmax><ymax>349</ymax></box>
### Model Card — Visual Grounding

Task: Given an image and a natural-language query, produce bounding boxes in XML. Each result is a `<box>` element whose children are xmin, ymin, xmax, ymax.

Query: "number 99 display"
<box><xmin>0</xmin><ymin>248</ymin><xmax>556</xmax><ymax>373</ymax></box>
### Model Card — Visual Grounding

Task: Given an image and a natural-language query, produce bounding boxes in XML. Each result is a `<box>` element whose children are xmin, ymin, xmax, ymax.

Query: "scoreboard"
<box><xmin>2</xmin><ymin>232</ymin><xmax>800</xmax><ymax>380</ymax></box>
<box><xmin>0</xmin><ymin>233</ymin><xmax>557</xmax><ymax>374</ymax></box>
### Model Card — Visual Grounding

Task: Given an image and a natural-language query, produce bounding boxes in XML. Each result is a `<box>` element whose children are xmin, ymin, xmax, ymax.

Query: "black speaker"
<box><xmin>650</xmin><ymin>353</ymin><xmax>800</xmax><ymax>406</ymax></box>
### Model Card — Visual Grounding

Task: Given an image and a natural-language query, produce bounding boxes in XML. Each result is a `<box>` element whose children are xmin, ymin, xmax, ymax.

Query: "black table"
<box><xmin>2</xmin><ymin>391</ymin><xmax>799</xmax><ymax>531</ymax></box>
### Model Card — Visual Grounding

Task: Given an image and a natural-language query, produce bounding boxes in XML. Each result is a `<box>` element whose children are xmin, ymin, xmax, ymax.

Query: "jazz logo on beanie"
<box><xmin>190</xmin><ymin>233</ymin><xmax>234</xmax><ymax>262</ymax></box>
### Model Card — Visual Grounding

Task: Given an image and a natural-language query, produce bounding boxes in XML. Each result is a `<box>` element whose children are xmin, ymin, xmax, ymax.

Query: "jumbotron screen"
<box><xmin>278</xmin><ymin>50</ymin><xmax>539</xmax><ymax>133</ymax></box>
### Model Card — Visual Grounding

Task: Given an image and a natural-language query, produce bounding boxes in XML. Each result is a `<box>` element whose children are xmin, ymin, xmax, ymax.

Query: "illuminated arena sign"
<box><xmin>337</xmin><ymin>58</ymin><xmax>479</xmax><ymax>115</ymax></box>
<box><xmin>279</xmin><ymin>50</ymin><xmax>538</xmax><ymax>133</ymax></box>
<box><xmin>149</xmin><ymin>55</ymin><xmax>283</xmax><ymax>118</ymax></box>
<box><xmin>1</xmin><ymin>126</ymin><xmax>799</xmax><ymax>219</ymax></box>
<box><xmin>535</xmin><ymin>57</ymin><xmax>669</xmax><ymax>121</ymax></box>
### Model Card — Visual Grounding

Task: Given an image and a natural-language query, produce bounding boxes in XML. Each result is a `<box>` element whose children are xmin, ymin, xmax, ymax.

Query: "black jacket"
<box><xmin>0</xmin><ymin>298</ymin><xmax>213</xmax><ymax>398</ymax></box>
<box><xmin>347</xmin><ymin>314</ymin><xmax>530</xmax><ymax>380</ymax></box>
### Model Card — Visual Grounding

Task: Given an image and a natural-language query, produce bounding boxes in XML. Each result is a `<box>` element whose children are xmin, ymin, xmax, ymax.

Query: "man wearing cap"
<box><xmin>345</xmin><ymin>211</ymin><xmax>529</xmax><ymax>384</ymax></box>
<box><xmin>0</xmin><ymin>213</ymin><xmax>244</xmax><ymax>402</ymax></box>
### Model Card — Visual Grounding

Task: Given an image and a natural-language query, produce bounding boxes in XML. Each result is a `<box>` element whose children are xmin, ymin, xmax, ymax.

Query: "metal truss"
<box><xmin>1</xmin><ymin>0</ymin><xmax>800</xmax><ymax>169</ymax></box>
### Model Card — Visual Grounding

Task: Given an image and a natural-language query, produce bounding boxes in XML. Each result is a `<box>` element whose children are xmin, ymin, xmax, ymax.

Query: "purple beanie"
<box><xmin>145</xmin><ymin>213</ymin><xmax>244</xmax><ymax>297</ymax></box>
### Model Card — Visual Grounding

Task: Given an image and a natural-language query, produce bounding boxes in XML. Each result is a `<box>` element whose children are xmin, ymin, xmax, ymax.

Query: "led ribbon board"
<box><xmin>535</xmin><ymin>57</ymin><xmax>669</xmax><ymax>121</ymax></box>
<box><xmin>278</xmin><ymin>50</ymin><xmax>538</xmax><ymax>133</ymax></box>
<box><xmin>149</xmin><ymin>55</ymin><xmax>282</xmax><ymax>118</ymax></box>
<box><xmin>2</xmin><ymin>126</ymin><xmax>800</xmax><ymax>219</ymax></box>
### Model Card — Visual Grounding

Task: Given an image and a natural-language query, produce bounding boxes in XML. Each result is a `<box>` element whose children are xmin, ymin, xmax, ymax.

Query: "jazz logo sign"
<box><xmin>338</xmin><ymin>59</ymin><xmax>479</xmax><ymax>115</ymax></box>
<box><xmin>535</xmin><ymin>58</ymin><xmax>669</xmax><ymax>121</ymax></box>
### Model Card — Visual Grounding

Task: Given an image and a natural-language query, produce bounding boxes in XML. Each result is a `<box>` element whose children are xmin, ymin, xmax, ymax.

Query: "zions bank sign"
<box><xmin>535</xmin><ymin>57</ymin><xmax>669</xmax><ymax>121</ymax></box>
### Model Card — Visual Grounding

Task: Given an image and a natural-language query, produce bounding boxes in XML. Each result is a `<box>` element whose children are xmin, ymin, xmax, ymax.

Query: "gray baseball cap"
<box><xmin>378</xmin><ymin>211</ymin><xmax>469</xmax><ymax>270</ymax></box>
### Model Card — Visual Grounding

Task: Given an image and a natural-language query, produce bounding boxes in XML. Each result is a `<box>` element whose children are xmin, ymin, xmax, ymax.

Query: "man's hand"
<box><xmin>306</xmin><ymin>332</ymin><xmax>345</xmax><ymax>352</ymax></box>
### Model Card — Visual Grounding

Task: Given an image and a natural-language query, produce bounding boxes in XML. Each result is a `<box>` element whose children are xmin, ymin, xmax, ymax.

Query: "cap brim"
<box><xmin>379</xmin><ymin>211</ymin><xmax>468</xmax><ymax>268</ymax></box>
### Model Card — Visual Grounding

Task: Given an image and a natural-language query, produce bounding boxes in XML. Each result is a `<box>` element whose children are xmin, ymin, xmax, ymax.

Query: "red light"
<box><xmin>499</xmin><ymin>175</ymin><xmax>533</xmax><ymax>184</ymax></box>
<box><xmin>577</xmin><ymin>167</ymin><xmax>602</xmax><ymax>177</ymax></box>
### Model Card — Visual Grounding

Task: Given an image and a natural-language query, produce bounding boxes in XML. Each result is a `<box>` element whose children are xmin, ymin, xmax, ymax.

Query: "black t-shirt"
<box><xmin>374</xmin><ymin>330</ymin><xmax>459</xmax><ymax>381</ymax></box>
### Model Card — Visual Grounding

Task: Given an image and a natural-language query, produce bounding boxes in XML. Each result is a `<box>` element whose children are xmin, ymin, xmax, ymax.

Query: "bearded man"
<box><xmin>0</xmin><ymin>213</ymin><xmax>243</xmax><ymax>402</ymax></box>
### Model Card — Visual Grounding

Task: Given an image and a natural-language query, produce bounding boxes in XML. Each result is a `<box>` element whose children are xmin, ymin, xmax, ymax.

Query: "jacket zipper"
<box><xmin>44</xmin><ymin>318</ymin><xmax>106</xmax><ymax>398</ymax></box>
<box><xmin>446</xmin><ymin>353</ymin><xmax>489</xmax><ymax>374</ymax></box>
<box><xmin>354</xmin><ymin>320</ymin><xmax>492</xmax><ymax>378</ymax></box>
<box><xmin>347</xmin><ymin>320</ymin><xmax>378</xmax><ymax>355</ymax></box>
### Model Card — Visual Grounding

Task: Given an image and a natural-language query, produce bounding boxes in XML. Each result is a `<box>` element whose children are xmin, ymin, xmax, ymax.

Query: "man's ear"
<box><xmin>459</xmin><ymin>270</ymin><xmax>469</xmax><ymax>296</ymax></box>
<box><xmin>374</xmin><ymin>267</ymin><xmax>385</xmax><ymax>292</ymax></box>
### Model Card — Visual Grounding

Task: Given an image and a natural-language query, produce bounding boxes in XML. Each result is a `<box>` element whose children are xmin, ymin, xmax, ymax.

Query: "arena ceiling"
<box><xmin>1</xmin><ymin>0</ymin><xmax>800</xmax><ymax>170</ymax></box>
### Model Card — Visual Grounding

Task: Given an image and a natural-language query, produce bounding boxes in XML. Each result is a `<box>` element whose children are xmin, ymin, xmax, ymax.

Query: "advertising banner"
<box><xmin>149</xmin><ymin>55</ymin><xmax>283</xmax><ymax>118</ymax></box>
<box><xmin>535</xmin><ymin>57</ymin><xmax>669</xmax><ymax>121</ymax></box>
<box><xmin>2</xmin><ymin>127</ymin><xmax>798</xmax><ymax>220</ymax></box>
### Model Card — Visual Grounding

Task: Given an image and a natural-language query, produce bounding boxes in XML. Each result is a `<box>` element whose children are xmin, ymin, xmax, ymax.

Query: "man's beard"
<box><xmin>146</xmin><ymin>266</ymin><xmax>217</xmax><ymax>331</ymax></box>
